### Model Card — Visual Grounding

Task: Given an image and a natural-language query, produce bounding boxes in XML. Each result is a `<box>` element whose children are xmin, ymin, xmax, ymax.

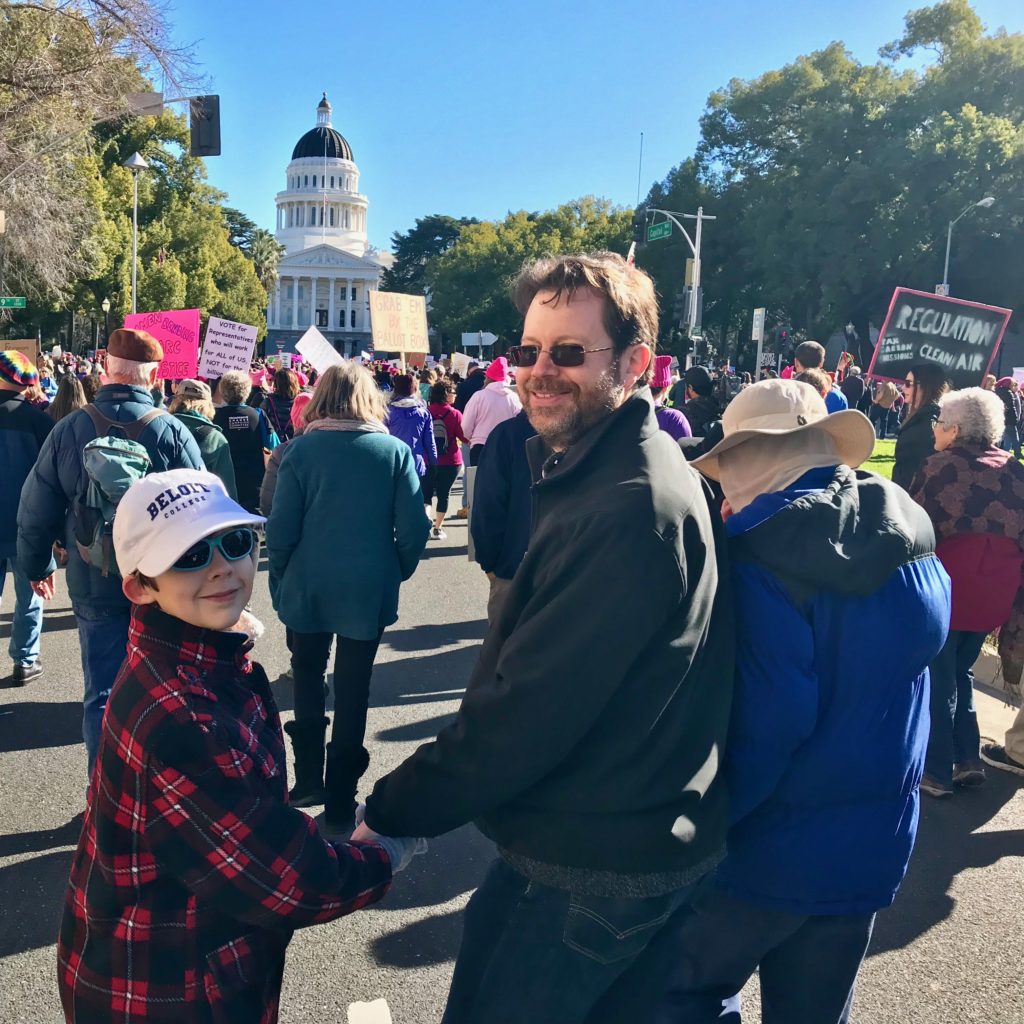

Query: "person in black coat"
<box><xmin>454</xmin><ymin>364</ymin><xmax>487</xmax><ymax>413</ymax></box>
<box><xmin>213</xmin><ymin>371</ymin><xmax>276</xmax><ymax>513</ymax></box>
<box><xmin>263</xmin><ymin>368</ymin><xmax>300</xmax><ymax>442</ymax></box>
<box><xmin>892</xmin><ymin>363</ymin><xmax>949</xmax><ymax>491</ymax></box>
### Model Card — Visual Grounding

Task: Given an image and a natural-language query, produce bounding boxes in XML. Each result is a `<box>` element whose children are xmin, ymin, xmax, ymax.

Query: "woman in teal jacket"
<box><xmin>168</xmin><ymin>379</ymin><xmax>237</xmax><ymax>499</ymax></box>
<box><xmin>267</xmin><ymin>362</ymin><xmax>429</xmax><ymax>834</ymax></box>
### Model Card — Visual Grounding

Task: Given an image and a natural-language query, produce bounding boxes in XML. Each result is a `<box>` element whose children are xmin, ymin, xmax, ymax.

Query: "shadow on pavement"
<box><xmin>0</xmin><ymin>847</ymin><xmax>73</xmax><ymax>956</ymax></box>
<box><xmin>870</xmin><ymin>771</ymin><xmax>1024</xmax><ymax>957</ymax></box>
<box><xmin>0</xmin><ymin>700</ymin><xmax>81</xmax><ymax>751</ymax></box>
<box><xmin>0</xmin><ymin>813</ymin><xmax>83</xmax><ymax>858</ymax></box>
<box><xmin>382</xmin><ymin>620</ymin><xmax>487</xmax><ymax>652</ymax></box>
<box><xmin>374</xmin><ymin>712</ymin><xmax>457</xmax><ymax>743</ymax></box>
<box><xmin>370</xmin><ymin>907</ymin><xmax>465</xmax><ymax>969</ymax></box>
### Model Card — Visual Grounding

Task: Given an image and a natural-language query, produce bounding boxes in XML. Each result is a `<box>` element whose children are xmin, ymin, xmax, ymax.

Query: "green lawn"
<box><xmin>865</xmin><ymin>438</ymin><xmax>895</xmax><ymax>480</ymax></box>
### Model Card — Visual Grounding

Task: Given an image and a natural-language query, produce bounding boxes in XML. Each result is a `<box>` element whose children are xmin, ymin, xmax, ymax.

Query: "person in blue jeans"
<box><xmin>676</xmin><ymin>379</ymin><xmax>950</xmax><ymax>1024</ymax></box>
<box><xmin>17</xmin><ymin>329</ymin><xmax>202</xmax><ymax>772</ymax></box>
<box><xmin>0</xmin><ymin>349</ymin><xmax>53</xmax><ymax>684</ymax></box>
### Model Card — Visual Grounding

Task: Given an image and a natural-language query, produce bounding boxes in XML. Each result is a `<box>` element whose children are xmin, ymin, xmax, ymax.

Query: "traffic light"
<box><xmin>190</xmin><ymin>95</ymin><xmax>221</xmax><ymax>157</ymax></box>
<box><xmin>633</xmin><ymin>208</ymin><xmax>647</xmax><ymax>248</ymax></box>
<box><xmin>672</xmin><ymin>290</ymin><xmax>688</xmax><ymax>327</ymax></box>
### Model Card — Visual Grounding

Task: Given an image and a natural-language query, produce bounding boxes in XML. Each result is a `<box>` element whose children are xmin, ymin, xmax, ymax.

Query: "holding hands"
<box><xmin>350</xmin><ymin>804</ymin><xmax>427</xmax><ymax>873</ymax></box>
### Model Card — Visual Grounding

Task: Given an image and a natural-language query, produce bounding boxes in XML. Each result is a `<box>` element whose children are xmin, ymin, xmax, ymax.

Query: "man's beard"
<box><xmin>521</xmin><ymin>365</ymin><xmax>625</xmax><ymax>451</ymax></box>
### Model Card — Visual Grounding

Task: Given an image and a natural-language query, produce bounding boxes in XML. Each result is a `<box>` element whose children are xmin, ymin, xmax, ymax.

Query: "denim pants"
<box><xmin>656</xmin><ymin>881</ymin><xmax>875</xmax><ymax>1024</ymax></box>
<box><xmin>441</xmin><ymin>858</ymin><xmax>696</xmax><ymax>1024</ymax></box>
<box><xmin>290</xmin><ymin>629</ymin><xmax>382</xmax><ymax>755</ymax></box>
<box><xmin>926</xmin><ymin>628</ymin><xmax>987</xmax><ymax>785</ymax></box>
<box><xmin>0</xmin><ymin>542</ymin><xmax>43</xmax><ymax>667</ymax></box>
<box><xmin>75</xmin><ymin>603</ymin><xmax>131</xmax><ymax>773</ymax></box>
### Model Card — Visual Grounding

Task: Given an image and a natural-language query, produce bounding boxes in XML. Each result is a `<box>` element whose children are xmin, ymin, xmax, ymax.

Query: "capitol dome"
<box><xmin>292</xmin><ymin>95</ymin><xmax>353</xmax><ymax>160</ymax></box>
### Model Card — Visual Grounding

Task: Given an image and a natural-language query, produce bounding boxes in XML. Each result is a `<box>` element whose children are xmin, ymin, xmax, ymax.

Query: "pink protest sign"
<box><xmin>123</xmin><ymin>308</ymin><xmax>201</xmax><ymax>380</ymax></box>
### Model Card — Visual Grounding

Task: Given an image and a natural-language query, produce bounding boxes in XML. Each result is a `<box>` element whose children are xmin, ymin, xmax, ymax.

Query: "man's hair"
<box><xmin>794</xmin><ymin>368</ymin><xmax>831</xmax><ymax>399</ymax></box>
<box><xmin>304</xmin><ymin>361</ymin><xmax>385</xmax><ymax>425</ymax></box>
<box><xmin>794</xmin><ymin>341</ymin><xmax>825</xmax><ymax>370</ymax></box>
<box><xmin>105</xmin><ymin>354</ymin><xmax>158</xmax><ymax>385</ymax></box>
<box><xmin>392</xmin><ymin>373</ymin><xmax>415</xmax><ymax>398</ymax></box>
<box><xmin>511</xmin><ymin>251</ymin><xmax>658</xmax><ymax>385</ymax></box>
<box><xmin>219</xmin><ymin>370</ymin><xmax>252</xmax><ymax>405</ymax></box>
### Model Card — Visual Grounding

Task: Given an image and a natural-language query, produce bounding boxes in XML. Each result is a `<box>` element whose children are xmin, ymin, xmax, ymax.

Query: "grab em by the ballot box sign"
<box><xmin>867</xmin><ymin>287</ymin><xmax>1012</xmax><ymax>389</ymax></box>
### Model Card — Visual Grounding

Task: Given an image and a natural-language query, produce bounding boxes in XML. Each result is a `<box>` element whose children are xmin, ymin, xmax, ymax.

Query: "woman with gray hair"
<box><xmin>212</xmin><ymin>370</ymin><xmax>277</xmax><ymax>513</ymax></box>
<box><xmin>168</xmin><ymin>379</ymin><xmax>237</xmax><ymax>498</ymax></box>
<box><xmin>911</xmin><ymin>387</ymin><xmax>1024</xmax><ymax>795</ymax></box>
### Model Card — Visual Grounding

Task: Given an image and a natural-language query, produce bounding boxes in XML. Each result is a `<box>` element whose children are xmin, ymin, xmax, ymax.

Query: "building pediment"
<box><xmin>279</xmin><ymin>244</ymin><xmax>381</xmax><ymax>273</ymax></box>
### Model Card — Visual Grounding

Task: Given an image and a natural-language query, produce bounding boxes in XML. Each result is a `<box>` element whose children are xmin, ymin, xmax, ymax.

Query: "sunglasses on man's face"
<box><xmin>507</xmin><ymin>343</ymin><xmax>614</xmax><ymax>368</ymax></box>
<box><xmin>172</xmin><ymin>527</ymin><xmax>257</xmax><ymax>572</ymax></box>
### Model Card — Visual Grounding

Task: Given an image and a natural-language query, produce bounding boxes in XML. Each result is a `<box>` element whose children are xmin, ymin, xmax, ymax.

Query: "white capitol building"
<box><xmin>265</xmin><ymin>94</ymin><xmax>384</xmax><ymax>354</ymax></box>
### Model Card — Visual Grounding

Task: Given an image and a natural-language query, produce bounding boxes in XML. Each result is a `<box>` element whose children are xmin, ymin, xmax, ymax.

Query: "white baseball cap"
<box><xmin>114</xmin><ymin>469</ymin><xmax>266</xmax><ymax>578</ymax></box>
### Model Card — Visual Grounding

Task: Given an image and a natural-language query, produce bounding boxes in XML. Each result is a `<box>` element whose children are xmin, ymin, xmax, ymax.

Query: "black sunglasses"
<box><xmin>507</xmin><ymin>343</ymin><xmax>615</xmax><ymax>368</ymax></box>
<box><xmin>172</xmin><ymin>527</ymin><xmax>257</xmax><ymax>572</ymax></box>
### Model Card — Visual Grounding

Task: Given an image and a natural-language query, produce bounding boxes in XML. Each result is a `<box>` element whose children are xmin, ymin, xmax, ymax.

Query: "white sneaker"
<box><xmin>431</xmin><ymin>527</ymin><xmax>447</xmax><ymax>540</ymax></box>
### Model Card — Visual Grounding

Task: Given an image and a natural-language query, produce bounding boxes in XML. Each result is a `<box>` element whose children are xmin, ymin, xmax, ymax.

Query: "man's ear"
<box><xmin>622</xmin><ymin>344</ymin><xmax>653</xmax><ymax>390</ymax></box>
<box><xmin>147</xmin><ymin>365</ymin><xmax>160</xmax><ymax>387</ymax></box>
<box><xmin>123</xmin><ymin>573</ymin><xmax>158</xmax><ymax>605</ymax></box>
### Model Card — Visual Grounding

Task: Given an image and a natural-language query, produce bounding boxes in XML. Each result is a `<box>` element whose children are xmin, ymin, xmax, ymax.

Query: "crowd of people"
<box><xmin>0</xmin><ymin>249</ymin><xmax>1022</xmax><ymax>1023</ymax></box>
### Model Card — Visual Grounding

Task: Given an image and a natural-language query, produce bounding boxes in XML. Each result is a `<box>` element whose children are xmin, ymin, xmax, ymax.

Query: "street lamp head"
<box><xmin>101</xmin><ymin>298</ymin><xmax>110</xmax><ymax>313</ymax></box>
<box><xmin>976</xmin><ymin>196</ymin><xmax>996</xmax><ymax>208</ymax></box>
<box><xmin>123</xmin><ymin>151</ymin><xmax>149</xmax><ymax>172</ymax></box>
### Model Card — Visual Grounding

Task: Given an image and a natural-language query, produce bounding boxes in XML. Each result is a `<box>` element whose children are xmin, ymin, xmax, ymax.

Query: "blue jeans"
<box><xmin>926</xmin><ymin>628</ymin><xmax>987</xmax><ymax>785</ymax></box>
<box><xmin>656</xmin><ymin>882</ymin><xmax>875</xmax><ymax>1024</ymax></box>
<box><xmin>75</xmin><ymin>603</ymin><xmax>131</xmax><ymax>773</ymax></box>
<box><xmin>0</xmin><ymin>542</ymin><xmax>43</xmax><ymax>666</ymax></box>
<box><xmin>442</xmin><ymin>858</ymin><xmax>697</xmax><ymax>1024</ymax></box>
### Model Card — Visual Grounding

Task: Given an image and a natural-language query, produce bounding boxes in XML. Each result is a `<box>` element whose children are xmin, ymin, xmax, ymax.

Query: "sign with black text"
<box><xmin>867</xmin><ymin>287</ymin><xmax>1011</xmax><ymax>389</ymax></box>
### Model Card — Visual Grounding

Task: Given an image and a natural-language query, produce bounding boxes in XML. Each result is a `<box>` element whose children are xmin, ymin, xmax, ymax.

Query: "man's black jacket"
<box><xmin>366</xmin><ymin>389</ymin><xmax>734</xmax><ymax>878</ymax></box>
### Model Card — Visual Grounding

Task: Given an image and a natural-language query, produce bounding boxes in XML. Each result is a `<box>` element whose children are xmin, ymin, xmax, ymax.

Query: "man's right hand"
<box><xmin>30</xmin><ymin>575</ymin><xmax>55</xmax><ymax>600</ymax></box>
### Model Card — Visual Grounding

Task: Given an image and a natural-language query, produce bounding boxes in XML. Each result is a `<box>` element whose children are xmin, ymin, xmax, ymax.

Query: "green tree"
<box><xmin>248</xmin><ymin>229</ymin><xmax>286</xmax><ymax>291</ymax></box>
<box><xmin>381</xmin><ymin>214</ymin><xmax>477</xmax><ymax>295</ymax></box>
<box><xmin>223</xmin><ymin>207</ymin><xmax>260</xmax><ymax>251</ymax></box>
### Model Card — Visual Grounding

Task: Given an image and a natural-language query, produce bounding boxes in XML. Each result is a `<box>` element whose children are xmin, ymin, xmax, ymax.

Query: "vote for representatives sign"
<box><xmin>867</xmin><ymin>287</ymin><xmax>1012</xmax><ymax>390</ymax></box>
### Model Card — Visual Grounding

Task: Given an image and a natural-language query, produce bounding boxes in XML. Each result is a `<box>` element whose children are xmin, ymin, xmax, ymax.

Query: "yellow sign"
<box><xmin>368</xmin><ymin>291</ymin><xmax>429</xmax><ymax>354</ymax></box>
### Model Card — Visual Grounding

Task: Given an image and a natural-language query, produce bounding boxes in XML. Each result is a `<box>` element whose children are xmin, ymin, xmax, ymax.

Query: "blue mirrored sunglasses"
<box><xmin>172</xmin><ymin>527</ymin><xmax>257</xmax><ymax>572</ymax></box>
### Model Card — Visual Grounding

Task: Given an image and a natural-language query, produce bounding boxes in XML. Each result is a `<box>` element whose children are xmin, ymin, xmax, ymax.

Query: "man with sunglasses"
<box><xmin>355</xmin><ymin>251</ymin><xmax>734</xmax><ymax>1023</ymax></box>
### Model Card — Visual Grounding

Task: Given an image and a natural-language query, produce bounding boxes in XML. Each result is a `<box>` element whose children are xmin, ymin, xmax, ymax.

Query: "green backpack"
<box><xmin>73</xmin><ymin>406</ymin><xmax>165</xmax><ymax>577</ymax></box>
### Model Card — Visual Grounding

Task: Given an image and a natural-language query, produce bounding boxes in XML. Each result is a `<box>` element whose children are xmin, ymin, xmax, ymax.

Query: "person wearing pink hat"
<box><xmin>650</xmin><ymin>354</ymin><xmax>692</xmax><ymax>442</ymax></box>
<box><xmin>462</xmin><ymin>356</ymin><xmax>522</xmax><ymax>464</ymax></box>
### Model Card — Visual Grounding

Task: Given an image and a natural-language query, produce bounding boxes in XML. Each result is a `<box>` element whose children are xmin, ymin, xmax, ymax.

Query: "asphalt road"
<box><xmin>1</xmin><ymin>497</ymin><xmax>1023</xmax><ymax>1023</ymax></box>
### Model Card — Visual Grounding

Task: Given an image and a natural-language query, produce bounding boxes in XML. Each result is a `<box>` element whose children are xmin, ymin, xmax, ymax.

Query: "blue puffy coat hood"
<box><xmin>717</xmin><ymin>465</ymin><xmax>950</xmax><ymax>915</ymax></box>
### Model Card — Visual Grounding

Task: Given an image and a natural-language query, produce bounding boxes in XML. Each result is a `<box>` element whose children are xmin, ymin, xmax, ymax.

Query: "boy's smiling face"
<box><xmin>122</xmin><ymin>528</ymin><xmax>258</xmax><ymax>631</ymax></box>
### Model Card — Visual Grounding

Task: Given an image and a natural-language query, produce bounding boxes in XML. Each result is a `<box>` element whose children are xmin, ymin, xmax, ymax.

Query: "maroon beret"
<box><xmin>107</xmin><ymin>328</ymin><xmax>163</xmax><ymax>363</ymax></box>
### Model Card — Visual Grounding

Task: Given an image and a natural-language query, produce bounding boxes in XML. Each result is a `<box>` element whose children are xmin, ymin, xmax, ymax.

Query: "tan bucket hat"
<box><xmin>691</xmin><ymin>378</ymin><xmax>877</xmax><ymax>481</ymax></box>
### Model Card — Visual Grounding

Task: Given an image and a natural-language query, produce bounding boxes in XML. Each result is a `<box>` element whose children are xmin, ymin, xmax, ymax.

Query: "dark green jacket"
<box><xmin>173</xmin><ymin>411</ymin><xmax>237</xmax><ymax>500</ymax></box>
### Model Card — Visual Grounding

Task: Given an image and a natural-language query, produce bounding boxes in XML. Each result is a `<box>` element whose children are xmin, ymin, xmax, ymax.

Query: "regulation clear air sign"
<box><xmin>867</xmin><ymin>287</ymin><xmax>1012</xmax><ymax>390</ymax></box>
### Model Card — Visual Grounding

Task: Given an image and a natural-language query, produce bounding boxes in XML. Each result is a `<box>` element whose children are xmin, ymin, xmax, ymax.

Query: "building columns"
<box><xmin>328</xmin><ymin>275</ymin><xmax>336</xmax><ymax>333</ymax></box>
<box><xmin>291</xmin><ymin>277</ymin><xmax>298</xmax><ymax>329</ymax></box>
<box><xmin>345</xmin><ymin>278</ymin><xmax>353</xmax><ymax>333</ymax></box>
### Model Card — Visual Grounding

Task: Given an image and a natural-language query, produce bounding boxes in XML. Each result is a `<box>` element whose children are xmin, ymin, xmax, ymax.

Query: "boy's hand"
<box><xmin>30</xmin><ymin>574</ymin><xmax>55</xmax><ymax>600</ymax></box>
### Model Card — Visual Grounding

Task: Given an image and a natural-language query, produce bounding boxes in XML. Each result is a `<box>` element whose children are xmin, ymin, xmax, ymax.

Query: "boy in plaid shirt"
<box><xmin>58</xmin><ymin>469</ymin><xmax>424</xmax><ymax>1023</ymax></box>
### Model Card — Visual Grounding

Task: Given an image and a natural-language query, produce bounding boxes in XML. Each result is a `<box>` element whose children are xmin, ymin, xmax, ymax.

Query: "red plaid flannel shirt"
<box><xmin>57</xmin><ymin>603</ymin><xmax>391</xmax><ymax>1023</ymax></box>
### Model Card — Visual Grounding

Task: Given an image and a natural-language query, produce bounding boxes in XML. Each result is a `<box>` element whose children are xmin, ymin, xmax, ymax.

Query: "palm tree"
<box><xmin>248</xmin><ymin>229</ymin><xmax>286</xmax><ymax>291</ymax></box>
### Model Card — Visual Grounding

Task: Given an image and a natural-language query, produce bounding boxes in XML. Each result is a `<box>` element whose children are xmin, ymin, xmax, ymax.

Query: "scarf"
<box><xmin>303</xmin><ymin>417</ymin><xmax>388</xmax><ymax>434</ymax></box>
<box><xmin>718</xmin><ymin>429</ymin><xmax>840</xmax><ymax>515</ymax></box>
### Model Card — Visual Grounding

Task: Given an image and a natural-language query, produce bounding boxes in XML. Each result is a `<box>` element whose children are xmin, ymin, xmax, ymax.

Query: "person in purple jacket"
<box><xmin>651</xmin><ymin>355</ymin><xmax>692</xmax><ymax>441</ymax></box>
<box><xmin>386</xmin><ymin>373</ymin><xmax>438</xmax><ymax>479</ymax></box>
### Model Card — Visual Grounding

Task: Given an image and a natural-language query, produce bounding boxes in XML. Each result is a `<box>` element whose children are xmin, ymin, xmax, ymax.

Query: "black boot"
<box><xmin>283</xmin><ymin>717</ymin><xmax>329</xmax><ymax>807</ymax></box>
<box><xmin>323</xmin><ymin>744</ymin><xmax>370</xmax><ymax>836</ymax></box>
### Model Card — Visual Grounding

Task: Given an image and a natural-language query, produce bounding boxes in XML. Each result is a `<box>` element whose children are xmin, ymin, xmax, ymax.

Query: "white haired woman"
<box><xmin>911</xmin><ymin>387</ymin><xmax>1024</xmax><ymax>795</ymax></box>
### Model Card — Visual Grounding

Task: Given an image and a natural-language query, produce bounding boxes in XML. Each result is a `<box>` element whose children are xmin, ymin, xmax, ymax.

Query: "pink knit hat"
<box><xmin>651</xmin><ymin>355</ymin><xmax>673</xmax><ymax>390</ymax></box>
<box><xmin>486</xmin><ymin>357</ymin><xmax>510</xmax><ymax>383</ymax></box>
<box><xmin>291</xmin><ymin>391</ymin><xmax>312</xmax><ymax>431</ymax></box>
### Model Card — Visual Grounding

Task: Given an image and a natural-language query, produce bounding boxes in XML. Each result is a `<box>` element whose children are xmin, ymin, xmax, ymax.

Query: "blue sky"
<box><xmin>166</xmin><ymin>0</ymin><xmax>1024</xmax><ymax>252</ymax></box>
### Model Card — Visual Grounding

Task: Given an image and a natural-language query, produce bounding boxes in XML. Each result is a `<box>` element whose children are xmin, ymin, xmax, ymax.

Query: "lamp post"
<box><xmin>99</xmin><ymin>297</ymin><xmax>110</xmax><ymax>361</ymax></box>
<box><xmin>123</xmin><ymin>152</ymin><xmax>149</xmax><ymax>313</ymax></box>
<box><xmin>941</xmin><ymin>196</ymin><xmax>995</xmax><ymax>296</ymax></box>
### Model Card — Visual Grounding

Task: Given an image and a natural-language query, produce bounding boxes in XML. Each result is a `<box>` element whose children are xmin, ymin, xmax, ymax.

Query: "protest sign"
<box><xmin>451</xmin><ymin>352</ymin><xmax>472</xmax><ymax>377</ymax></box>
<box><xmin>368</xmin><ymin>291</ymin><xmax>429</xmax><ymax>354</ymax></box>
<box><xmin>295</xmin><ymin>325</ymin><xmax>344</xmax><ymax>374</ymax></box>
<box><xmin>866</xmin><ymin>288</ymin><xmax>1011</xmax><ymax>390</ymax></box>
<box><xmin>198</xmin><ymin>317</ymin><xmax>258</xmax><ymax>378</ymax></box>
<box><xmin>124</xmin><ymin>308</ymin><xmax>200</xmax><ymax>380</ymax></box>
<box><xmin>3</xmin><ymin>338</ymin><xmax>39</xmax><ymax>362</ymax></box>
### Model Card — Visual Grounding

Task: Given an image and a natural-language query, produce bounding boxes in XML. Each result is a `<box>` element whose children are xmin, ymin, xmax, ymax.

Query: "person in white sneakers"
<box><xmin>461</xmin><ymin>357</ymin><xmax>522</xmax><ymax>466</ymax></box>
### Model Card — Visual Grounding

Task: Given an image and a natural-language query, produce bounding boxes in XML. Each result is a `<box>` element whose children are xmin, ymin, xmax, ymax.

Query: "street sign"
<box><xmin>647</xmin><ymin>221</ymin><xmax>672</xmax><ymax>242</ymax></box>
<box><xmin>0</xmin><ymin>297</ymin><xmax>26</xmax><ymax>308</ymax></box>
<box><xmin>752</xmin><ymin>307</ymin><xmax>766</xmax><ymax>342</ymax></box>
<box><xmin>935</xmin><ymin>283</ymin><xmax>950</xmax><ymax>297</ymax></box>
